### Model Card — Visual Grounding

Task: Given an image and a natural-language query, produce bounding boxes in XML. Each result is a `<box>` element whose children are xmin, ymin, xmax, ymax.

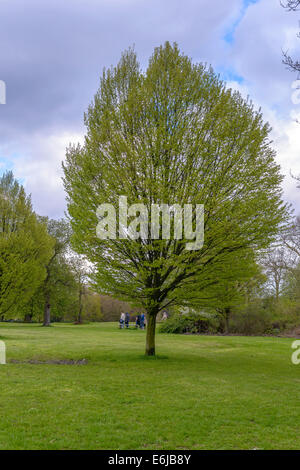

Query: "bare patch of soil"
<box><xmin>9</xmin><ymin>358</ymin><xmax>88</xmax><ymax>365</ymax></box>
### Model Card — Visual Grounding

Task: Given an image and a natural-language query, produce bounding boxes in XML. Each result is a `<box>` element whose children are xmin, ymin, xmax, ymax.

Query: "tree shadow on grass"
<box><xmin>138</xmin><ymin>354</ymin><xmax>169</xmax><ymax>361</ymax></box>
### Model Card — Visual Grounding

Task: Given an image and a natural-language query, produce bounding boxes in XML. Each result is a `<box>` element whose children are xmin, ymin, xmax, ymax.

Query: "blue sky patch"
<box><xmin>224</xmin><ymin>0</ymin><xmax>261</xmax><ymax>44</ymax></box>
<box><xmin>217</xmin><ymin>67</ymin><xmax>244</xmax><ymax>84</ymax></box>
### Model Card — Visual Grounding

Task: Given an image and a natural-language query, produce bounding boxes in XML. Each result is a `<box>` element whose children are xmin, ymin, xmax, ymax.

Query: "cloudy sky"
<box><xmin>0</xmin><ymin>0</ymin><xmax>299</xmax><ymax>218</ymax></box>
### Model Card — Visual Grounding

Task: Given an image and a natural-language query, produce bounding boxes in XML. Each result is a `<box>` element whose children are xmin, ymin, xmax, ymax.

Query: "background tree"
<box><xmin>180</xmin><ymin>250</ymin><xmax>264</xmax><ymax>333</ymax></box>
<box><xmin>24</xmin><ymin>262</ymin><xmax>76</xmax><ymax>324</ymax></box>
<box><xmin>21</xmin><ymin>233</ymin><xmax>101</xmax><ymax>324</ymax></box>
<box><xmin>260</xmin><ymin>247</ymin><xmax>295</xmax><ymax>301</ymax></box>
<box><xmin>283</xmin><ymin>260</ymin><xmax>300</xmax><ymax>301</ymax></box>
<box><xmin>0</xmin><ymin>172</ymin><xmax>54</xmax><ymax>318</ymax></box>
<box><xmin>82</xmin><ymin>290</ymin><xmax>103</xmax><ymax>322</ymax></box>
<box><xmin>282</xmin><ymin>1</ymin><xmax>300</xmax><ymax>72</ymax></box>
<box><xmin>69</xmin><ymin>254</ymin><xmax>90</xmax><ymax>324</ymax></box>
<box><xmin>281</xmin><ymin>216</ymin><xmax>300</xmax><ymax>257</ymax></box>
<box><xmin>41</xmin><ymin>219</ymin><xmax>72</xmax><ymax>326</ymax></box>
<box><xmin>63</xmin><ymin>43</ymin><xmax>288</xmax><ymax>355</ymax></box>
<box><xmin>282</xmin><ymin>0</ymin><xmax>300</xmax><ymax>9</ymax></box>
<box><xmin>99</xmin><ymin>295</ymin><xmax>142</xmax><ymax>322</ymax></box>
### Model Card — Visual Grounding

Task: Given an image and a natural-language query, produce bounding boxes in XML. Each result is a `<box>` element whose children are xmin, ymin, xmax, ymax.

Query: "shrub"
<box><xmin>229</xmin><ymin>302</ymin><xmax>273</xmax><ymax>335</ymax></box>
<box><xmin>159</xmin><ymin>313</ymin><xmax>219</xmax><ymax>334</ymax></box>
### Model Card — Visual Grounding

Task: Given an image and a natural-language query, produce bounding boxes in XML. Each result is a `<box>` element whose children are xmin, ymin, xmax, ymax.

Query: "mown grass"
<box><xmin>0</xmin><ymin>322</ymin><xmax>299</xmax><ymax>449</ymax></box>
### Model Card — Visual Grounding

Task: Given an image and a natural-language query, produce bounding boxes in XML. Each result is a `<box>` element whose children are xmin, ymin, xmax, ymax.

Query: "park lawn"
<box><xmin>0</xmin><ymin>322</ymin><xmax>299</xmax><ymax>450</ymax></box>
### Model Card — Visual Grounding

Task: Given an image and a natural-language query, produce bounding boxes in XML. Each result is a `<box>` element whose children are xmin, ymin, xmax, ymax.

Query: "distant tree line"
<box><xmin>0</xmin><ymin>171</ymin><xmax>144</xmax><ymax>324</ymax></box>
<box><xmin>1</xmin><ymin>169</ymin><xmax>299</xmax><ymax>335</ymax></box>
<box><xmin>0</xmin><ymin>171</ymin><xmax>102</xmax><ymax>324</ymax></box>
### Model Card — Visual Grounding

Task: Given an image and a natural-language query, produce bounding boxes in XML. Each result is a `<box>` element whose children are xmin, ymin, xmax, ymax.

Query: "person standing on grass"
<box><xmin>135</xmin><ymin>315</ymin><xmax>140</xmax><ymax>329</ymax></box>
<box><xmin>125</xmin><ymin>312</ymin><xmax>130</xmax><ymax>328</ymax></box>
<box><xmin>120</xmin><ymin>312</ymin><xmax>125</xmax><ymax>329</ymax></box>
<box><xmin>140</xmin><ymin>313</ymin><xmax>145</xmax><ymax>330</ymax></box>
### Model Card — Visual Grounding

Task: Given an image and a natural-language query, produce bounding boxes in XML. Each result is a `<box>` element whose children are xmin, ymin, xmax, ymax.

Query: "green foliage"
<box><xmin>41</xmin><ymin>219</ymin><xmax>73</xmax><ymax>325</ymax></box>
<box><xmin>160</xmin><ymin>312</ymin><xmax>219</xmax><ymax>334</ymax></box>
<box><xmin>283</xmin><ymin>263</ymin><xmax>300</xmax><ymax>302</ymax></box>
<box><xmin>82</xmin><ymin>290</ymin><xmax>103</xmax><ymax>322</ymax></box>
<box><xmin>0</xmin><ymin>172</ymin><xmax>54</xmax><ymax>317</ymax></box>
<box><xmin>63</xmin><ymin>43</ymin><xmax>288</xmax><ymax>353</ymax></box>
<box><xmin>68</xmin><ymin>254</ymin><xmax>90</xmax><ymax>323</ymax></box>
<box><xmin>181</xmin><ymin>250</ymin><xmax>266</xmax><ymax>329</ymax></box>
<box><xmin>228</xmin><ymin>296</ymin><xmax>300</xmax><ymax>336</ymax></box>
<box><xmin>21</xmin><ymin>257</ymin><xmax>78</xmax><ymax>322</ymax></box>
<box><xmin>18</xmin><ymin>218</ymin><xmax>77</xmax><ymax>324</ymax></box>
<box><xmin>229</xmin><ymin>301</ymin><xmax>274</xmax><ymax>335</ymax></box>
<box><xmin>163</xmin><ymin>294</ymin><xmax>300</xmax><ymax>336</ymax></box>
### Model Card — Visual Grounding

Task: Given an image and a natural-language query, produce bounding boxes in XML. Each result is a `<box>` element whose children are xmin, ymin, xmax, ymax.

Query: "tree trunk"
<box><xmin>224</xmin><ymin>307</ymin><xmax>231</xmax><ymax>334</ymax></box>
<box><xmin>77</xmin><ymin>305</ymin><xmax>83</xmax><ymax>324</ymax></box>
<box><xmin>43</xmin><ymin>294</ymin><xmax>51</xmax><ymax>326</ymax></box>
<box><xmin>275</xmin><ymin>278</ymin><xmax>280</xmax><ymax>302</ymax></box>
<box><xmin>24</xmin><ymin>313</ymin><xmax>33</xmax><ymax>323</ymax></box>
<box><xmin>77</xmin><ymin>289</ymin><xmax>83</xmax><ymax>323</ymax></box>
<box><xmin>145</xmin><ymin>313</ymin><xmax>157</xmax><ymax>356</ymax></box>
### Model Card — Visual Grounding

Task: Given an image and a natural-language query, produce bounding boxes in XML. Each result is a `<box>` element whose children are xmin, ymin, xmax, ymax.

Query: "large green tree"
<box><xmin>22</xmin><ymin>263</ymin><xmax>76</xmax><ymax>324</ymax></box>
<box><xmin>41</xmin><ymin>219</ymin><xmax>72</xmax><ymax>326</ymax></box>
<box><xmin>0</xmin><ymin>172</ymin><xmax>54</xmax><ymax>317</ymax></box>
<box><xmin>63</xmin><ymin>43</ymin><xmax>288</xmax><ymax>355</ymax></box>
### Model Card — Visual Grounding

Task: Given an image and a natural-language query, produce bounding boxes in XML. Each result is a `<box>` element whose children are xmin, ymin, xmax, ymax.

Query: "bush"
<box><xmin>159</xmin><ymin>313</ymin><xmax>219</xmax><ymax>334</ymax></box>
<box><xmin>229</xmin><ymin>298</ymin><xmax>300</xmax><ymax>336</ymax></box>
<box><xmin>161</xmin><ymin>300</ymin><xmax>300</xmax><ymax>336</ymax></box>
<box><xmin>229</xmin><ymin>301</ymin><xmax>274</xmax><ymax>335</ymax></box>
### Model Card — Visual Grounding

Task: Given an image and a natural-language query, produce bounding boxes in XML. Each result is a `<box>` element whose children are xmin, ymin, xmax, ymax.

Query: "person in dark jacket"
<box><xmin>125</xmin><ymin>312</ymin><xmax>130</xmax><ymax>328</ymax></box>
<box><xmin>140</xmin><ymin>313</ymin><xmax>145</xmax><ymax>329</ymax></box>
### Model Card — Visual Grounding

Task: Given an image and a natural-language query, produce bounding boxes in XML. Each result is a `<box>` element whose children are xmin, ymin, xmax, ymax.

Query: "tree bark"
<box><xmin>145</xmin><ymin>313</ymin><xmax>157</xmax><ymax>356</ymax></box>
<box><xmin>43</xmin><ymin>294</ymin><xmax>51</xmax><ymax>326</ymax></box>
<box><xmin>224</xmin><ymin>307</ymin><xmax>231</xmax><ymax>334</ymax></box>
<box><xmin>25</xmin><ymin>299</ymin><xmax>34</xmax><ymax>322</ymax></box>
<box><xmin>77</xmin><ymin>289</ymin><xmax>83</xmax><ymax>323</ymax></box>
<box><xmin>24</xmin><ymin>313</ymin><xmax>33</xmax><ymax>323</ymax></box>
<box><xmin>77</xmin><ymin>305</ymin><xmax>83</xmax><ymax>324</ymax></box>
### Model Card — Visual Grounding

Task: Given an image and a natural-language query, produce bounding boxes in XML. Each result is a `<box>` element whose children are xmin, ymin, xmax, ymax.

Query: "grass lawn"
<box><xmin>0</xmin><ymin>322</ymin><xmax>299</xmax><ymax>450</ymax></box>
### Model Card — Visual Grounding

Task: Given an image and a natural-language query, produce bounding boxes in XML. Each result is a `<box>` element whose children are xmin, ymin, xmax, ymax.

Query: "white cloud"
<box><xmin>1</xmin><ymin>0</ymin><xmax>299</xmax><ymax>218</ymax></box>
<box><xmin>224</xmin><ymin>0</ymin><xmax>300</xmax><ymax>214</ymax></box>
<box><xmin>227</xmin><ymin>77</ymin><xmax>300</xmax><ymax>216</ymax></box>
<box><xmin>2</xmin><ymin>130</ymin><xmax>84</xmax><ymax>218</ymax></box>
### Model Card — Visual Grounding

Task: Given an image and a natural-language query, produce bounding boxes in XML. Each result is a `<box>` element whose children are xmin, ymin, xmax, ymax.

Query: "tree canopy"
<box><xmin>63</xmin><ymin>42</ymin><xmax>289</xmax><ymax>355</ymax></box>
<box><xmin>0</xmin><ymin>172</ymin><xmax>54</xmax><ymax>316</ymax></box>
<box><xmin>40</xmin><ymin>218</ymin><xmax>72</xmax><ymax>326</ymax></box>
